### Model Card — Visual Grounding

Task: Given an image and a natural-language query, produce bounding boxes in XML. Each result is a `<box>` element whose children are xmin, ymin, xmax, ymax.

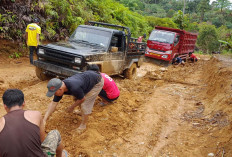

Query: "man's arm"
<box><xmin>66</xmin><ymin>97</ymin><xmax>85</xmax><ymax>113</ymax></box>
<box><xmin>43</xmin><ymin>101</ymin><xmax>58</xmax><ymax>124</ymax></box>
<box><xmin>36</xmin><ymin>33</ymin><xmax>40</xmax><ymax>47</ymax></box>
<box><xmin>39</xmin><ymin>114</ymin><xmax>46</xmax><ymax>142</ymax></box>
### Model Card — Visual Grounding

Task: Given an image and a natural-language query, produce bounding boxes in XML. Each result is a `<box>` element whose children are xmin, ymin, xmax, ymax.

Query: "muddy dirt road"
<box><xmin>0</xmin><ymin>52</ymin><xmax>232</xmax><ymax>157</ymax></box>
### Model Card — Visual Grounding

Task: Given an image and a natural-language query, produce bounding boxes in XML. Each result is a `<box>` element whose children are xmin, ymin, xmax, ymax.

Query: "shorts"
<box><xmin>99</xmin><ymin>89</ymin><xmax>119</xmax><ymax>102</ymax></box>
<box><xmin>41</xmin><ymin>130</ymin><xmax>61</xmax><ymax>155</ymax></box>
<box><xmin>81</xmin><ymin>78</ymin><xmax>104</xmax><ymax>114</ymax></box>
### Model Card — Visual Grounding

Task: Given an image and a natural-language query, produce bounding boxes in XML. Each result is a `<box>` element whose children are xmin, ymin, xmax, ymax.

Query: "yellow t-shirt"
<box><xmin>26</xmin><ymin>23</ymin><xmax>41</xmax><ymax>46</ymax></box>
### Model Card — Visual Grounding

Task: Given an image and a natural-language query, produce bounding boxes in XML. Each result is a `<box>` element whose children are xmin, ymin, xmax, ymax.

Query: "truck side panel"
<box><xmin>179</xmin><ymin>32</ymin><xmax>197</xmax><ymax>55</ymax></box>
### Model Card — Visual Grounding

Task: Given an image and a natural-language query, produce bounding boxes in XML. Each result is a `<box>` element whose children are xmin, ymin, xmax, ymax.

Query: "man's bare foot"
<box><xmin>78</xmin><ymin>123</ymin><xmax>86</xmax><ymax>130</ymax></box>
<box><xmin>73</xmin><ymin>110</ymin><xmax>81</xmax><ymax>116</ymax></box>
<box><xmin>76</xmin><ymin>123</ymin><xmax>86</xmax><ymax>134</ymax></box>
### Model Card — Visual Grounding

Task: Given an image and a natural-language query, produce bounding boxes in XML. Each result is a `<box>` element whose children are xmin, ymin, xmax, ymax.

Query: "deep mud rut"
<box><xmin>0</xmin><ymin>52</ymin><xmax>232</xmax><ymax>157</ymax></box>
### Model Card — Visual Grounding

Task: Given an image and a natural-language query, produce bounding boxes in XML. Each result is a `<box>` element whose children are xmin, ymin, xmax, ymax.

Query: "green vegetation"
<box><xmin>9</xmin><ymin>52</ymin><xmax>22</xmax><ymax>59</ymax></box>
<box><xmin>197</xmin><ymin>23</ymin><xmax>219</xmax><ymax>54</ymax></box>
<box><xmin>0</xmin><ymin>0</ymin><xmax>231</xmax><ymax>54</ymax></box>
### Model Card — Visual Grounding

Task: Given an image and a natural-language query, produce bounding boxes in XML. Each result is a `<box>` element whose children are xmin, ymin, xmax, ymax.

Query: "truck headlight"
<box><xmin>38</xmin><ymin>49</ymin><xmax>45</xmax><ymax>54</ymax></box>
<box><xmin>74</xmin><ymin>57</ymin><xmax>81</xmax><ymax>63</ymax></box>
<box><xmin>165</xmin><ymin>50</ymin><xmax>172</xmax><ymax>54</ymax></box>
<box><xmin>161</xmin><ymin>55</ymin><xmax>168</xmax><ymax>58</ymax></box>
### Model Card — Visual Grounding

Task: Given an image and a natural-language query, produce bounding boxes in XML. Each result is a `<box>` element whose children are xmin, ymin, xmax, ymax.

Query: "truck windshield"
<box><xmin>148</xmin><ymin>30</ymin><xmax>175</xmax><ymax>44</ymax></box>
<box><xmin>69</xmin><ymin>27</ymin><xmax>111</xmax><ymax>49</ymax></box>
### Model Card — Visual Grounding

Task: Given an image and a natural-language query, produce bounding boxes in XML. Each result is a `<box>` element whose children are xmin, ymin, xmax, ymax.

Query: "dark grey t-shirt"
<box><xmin>53</xmin><ymin>71</ymin><xmax>101</xmax><ymax>102</ymax></box>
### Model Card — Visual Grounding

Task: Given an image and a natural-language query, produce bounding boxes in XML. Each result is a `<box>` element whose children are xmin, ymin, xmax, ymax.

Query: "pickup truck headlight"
<box><xmin>38</xmin><ymin>49</ymin><xmax>45</xmax><ymax>54</ymax></box>
<box><xmin>74</xmin><ymin>57</ymin><xmax>81</xmax><ymax>63</ymax></box>
<box><xmin>165</xmin><ymin>50</ymin><xmax>172</xmax><ymax>54</ymax></box>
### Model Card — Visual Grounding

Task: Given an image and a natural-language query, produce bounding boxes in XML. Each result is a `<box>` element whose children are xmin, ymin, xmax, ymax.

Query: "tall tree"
<box><xmin>183</xmin><ymin>0</ymin><xmax>186</xmax><ymax>15</ymax></box>
<box><xmin>198</xmin><ymin>0</ymin><xmax>210</xmax><ymax>22</ymax></box>
<box><xmin>215</xmin><ymin>0</ymin><xmax>231</xmax><ymax>12</ymax></box>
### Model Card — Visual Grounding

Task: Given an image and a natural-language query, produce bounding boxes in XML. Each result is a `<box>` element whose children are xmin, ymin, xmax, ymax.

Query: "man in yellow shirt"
<box><xmin>25</xmin><ymin>18</ymin><xmax>41</xmax><ymax>64</ymax></box>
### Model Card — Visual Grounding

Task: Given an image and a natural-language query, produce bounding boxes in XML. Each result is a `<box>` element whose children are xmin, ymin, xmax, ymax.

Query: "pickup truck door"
<box><xmin>102</xmin><ymin>35</ymin><xmax>125</xmax><ymax>75</ymax></box>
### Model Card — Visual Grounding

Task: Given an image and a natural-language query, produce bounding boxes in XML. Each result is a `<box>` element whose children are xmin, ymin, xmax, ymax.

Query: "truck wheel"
<box><xmin>124</xmin><ymin>63</ymin><xmax>137</xmax><ymax>79</ymax></box>
<box><xmin>35</xmin><ymin>67</ymin><xmax>50</xmax><ymax>81</ymax></box>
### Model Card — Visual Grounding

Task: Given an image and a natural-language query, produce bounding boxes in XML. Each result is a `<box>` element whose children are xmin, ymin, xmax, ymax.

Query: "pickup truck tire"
<box><xmin>35</xmin><ymin>67</ymin><xmax>50</xmax><ymax>81</ymax></box>
<box><xmin>124</xmin><ymin>63</ymin><xmax>137</xmax><ymax>79</ymax></box>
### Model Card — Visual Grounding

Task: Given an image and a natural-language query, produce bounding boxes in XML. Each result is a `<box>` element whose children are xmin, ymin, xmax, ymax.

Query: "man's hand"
<box><xmin>43</xmin><ymin>101</ymin><xmax>58</xmax><ymax>123</ymax></box>
<box><xmin>66</xmin><ymin>97</ymin><xmax>85</xmax><ymax>113</ymax></box>
<box><xmin>66</xmin><ymin>106</ymin><xmax>75</xmax><ymax>113</ymax></box>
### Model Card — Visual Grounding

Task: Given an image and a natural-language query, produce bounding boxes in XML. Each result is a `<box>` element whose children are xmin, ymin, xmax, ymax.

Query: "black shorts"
<box><xmin>99</xmin><ymin>89</ymin><xmax>119</xmax><ymax>102</ymax></box>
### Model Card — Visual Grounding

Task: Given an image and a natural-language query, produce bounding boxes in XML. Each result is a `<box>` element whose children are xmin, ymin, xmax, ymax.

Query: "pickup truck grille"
<box><xmin>45</xmin><ymin>49</ymin><xmax>74</xmax><ymax>62</ymax></box>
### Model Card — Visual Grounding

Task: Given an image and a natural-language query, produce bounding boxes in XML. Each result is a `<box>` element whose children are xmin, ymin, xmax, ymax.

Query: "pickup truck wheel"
<box><xmin>124</xmin><ymin>63</ymin><xmax>137</xmax><ymax>79</ymax></box>
<box><xmin>35</xmin><ymin>67</ymin><xmax>50</xmax><ymax>81</ymax></box>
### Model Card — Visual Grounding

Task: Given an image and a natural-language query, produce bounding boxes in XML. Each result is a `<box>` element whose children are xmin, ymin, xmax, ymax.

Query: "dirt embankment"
<box><xmin>0</xmin><ymin>51</ymin><xmax>232</xmax><ymax>156</ymax></box>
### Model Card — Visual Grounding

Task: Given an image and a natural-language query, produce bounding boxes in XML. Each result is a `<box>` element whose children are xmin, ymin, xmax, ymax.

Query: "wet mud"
<box><xmin>0</xmin><ymin>42</ymin><xmax>232</xmax><ymax>156</ymax></box>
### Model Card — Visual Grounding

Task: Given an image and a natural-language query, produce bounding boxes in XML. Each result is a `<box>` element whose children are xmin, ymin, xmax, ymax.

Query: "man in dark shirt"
<box><xmin>43</xmin><ymin>70</ymin><xmax>104</xmax><ymax>132</ymax></box>
<box><xmin>0</xmin><ymin>89</ymin><xmax>67</xmax><ymax>157</ymax></box>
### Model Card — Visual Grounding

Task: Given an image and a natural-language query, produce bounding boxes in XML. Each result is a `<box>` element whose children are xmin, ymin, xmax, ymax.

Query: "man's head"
<box><xmin>87</xmin><ymin>64</ymin><xmax>100</xmax><ymax>72</ymax></box>
<box><xmin>143</xmin><ymin>34</ymin><xmax>146</xmax><ymax>39</ymax></box>
<box><xmin>189</xmin><ymin>52</ymin><xmax>193</xmax><ymax>56</ymax></box>
<box><xmin>33</xmin><ymin>18</ymin><xmax>40</xmax><ymax>24</ymax></box>
<box><xmin>2</xmin><ymin>89</ymin><xmax>24</xmax><ymax>109</ymax></box>
<box><xmin>46</xmin><ymin>78</ymin><xmax>63</xmax><ymax>97</ymax></box>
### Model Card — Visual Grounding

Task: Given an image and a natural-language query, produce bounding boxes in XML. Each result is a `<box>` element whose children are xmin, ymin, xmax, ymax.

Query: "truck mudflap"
<box><xmin>125</xmin><ymin>57</ymin><xmax>143</xmax><ymax>69</ymax></box>
<box><xmin>34</xmin><ymin>60</ymin><xmax>81</xmax><ymax>77</ymax></box>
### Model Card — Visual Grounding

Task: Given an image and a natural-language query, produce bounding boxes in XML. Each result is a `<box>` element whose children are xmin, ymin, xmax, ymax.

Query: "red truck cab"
<box><xmin>145</xmin><ymin>26</ymin><xmax>197</xmax><ymax>62</ymax></box>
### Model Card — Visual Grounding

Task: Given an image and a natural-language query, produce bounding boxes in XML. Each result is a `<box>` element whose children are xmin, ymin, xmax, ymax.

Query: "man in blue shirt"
<box><xmin>172</xmin><ymin>55</ymin><xmax>185</xmax><ymax>65</ymax></box>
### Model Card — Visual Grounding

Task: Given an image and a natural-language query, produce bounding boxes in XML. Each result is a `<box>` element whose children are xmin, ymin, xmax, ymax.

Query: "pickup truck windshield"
<box><xmin>69</xmin><ymin>27</ymin><xmax>111</xmax><ymax>49</ymax></box>
<box><xmin>148</xmin><ymin>30</ymin><xmax>175</xmax><ymax>44</ymax></box>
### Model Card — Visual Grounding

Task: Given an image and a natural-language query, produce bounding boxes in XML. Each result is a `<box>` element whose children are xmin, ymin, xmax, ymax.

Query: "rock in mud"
<box><xmin>208</xmin><ymin>153</ymin><xmax>214</xmax><ymax>156</ymax></box>
<box><xmin>160</xmin><ymin>67</ymin><xmax>167</xmax><ymax>72</ymax></box>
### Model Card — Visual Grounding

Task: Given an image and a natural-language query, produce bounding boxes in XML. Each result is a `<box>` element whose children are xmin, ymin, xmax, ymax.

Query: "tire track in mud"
<box><xmin>107</xmin><ymin>61</ymin><xmax>205</xmax><ymax>156</ymax></box>
<box><xmin>114</xmin><ymin>82</ymin><xmax>196</xmax><ymax>156</ymax></box>
<box><xmin>151</xmin><ymin>93</ymin><xmax>185</xmax><ymax>156</ymax></box>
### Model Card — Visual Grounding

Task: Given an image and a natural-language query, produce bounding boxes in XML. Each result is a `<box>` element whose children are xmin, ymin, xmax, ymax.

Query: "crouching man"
<box><xmin>43</xmin><ymin>70</ymin><xmax>103</xmax><ymax>132</ymax></box>
<box><xmin>0</xmin><ymin>89</ymin><xmax>67</xmax><ymax>157</ymax></box>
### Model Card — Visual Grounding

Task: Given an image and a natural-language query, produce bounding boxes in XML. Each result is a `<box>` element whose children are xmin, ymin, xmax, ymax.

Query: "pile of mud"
<box><xmin>1</xmin><ymin>54</ymin><xmax>232</xmax><ymax>156</ymax></box>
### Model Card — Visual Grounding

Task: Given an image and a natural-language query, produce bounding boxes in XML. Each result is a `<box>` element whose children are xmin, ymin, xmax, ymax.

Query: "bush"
<box><xmin>197</xmin><ymin>23</ymin><xmax>220</xmax><ymax>53</ymax></box>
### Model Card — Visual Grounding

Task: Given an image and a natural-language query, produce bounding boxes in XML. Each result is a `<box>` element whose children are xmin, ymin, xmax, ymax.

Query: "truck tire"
<box><xmin>35</xmin><ymin>67</ymin><xmax>50</xmax><ymax>81</ymax></box>
<box><xmin>124</xmin><ymin>63</ymin><xmax>137</xmax><ymax>79</ymax></box>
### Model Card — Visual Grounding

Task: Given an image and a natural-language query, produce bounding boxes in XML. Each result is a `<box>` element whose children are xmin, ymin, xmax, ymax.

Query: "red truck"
<box><xmin>145</xmin><ymin>26</ymin><xmax>197</xmax><ymax>62</ymax></box>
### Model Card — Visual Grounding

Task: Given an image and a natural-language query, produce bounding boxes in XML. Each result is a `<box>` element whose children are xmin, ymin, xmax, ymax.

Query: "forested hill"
<box><xmin>0</xmin><ymin>0</ymin><xmax>231</xmax><ymax>53</ymax></box>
